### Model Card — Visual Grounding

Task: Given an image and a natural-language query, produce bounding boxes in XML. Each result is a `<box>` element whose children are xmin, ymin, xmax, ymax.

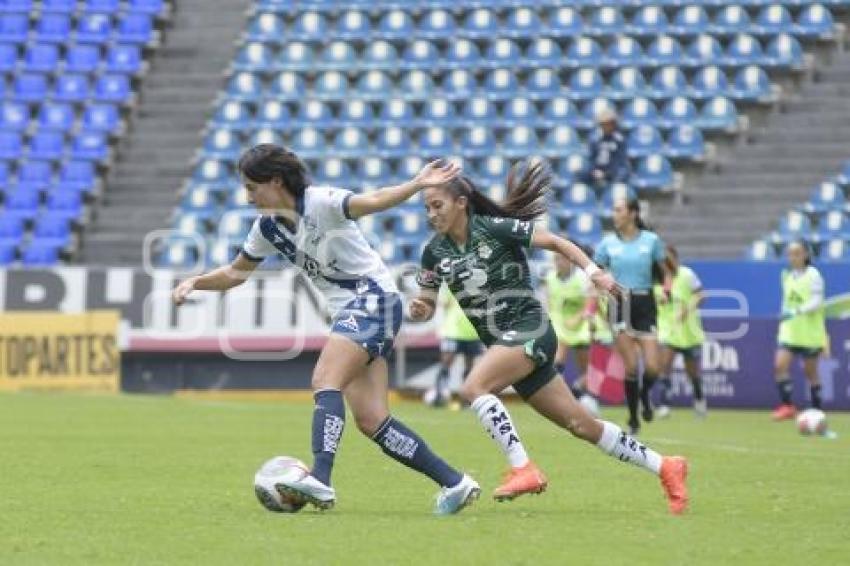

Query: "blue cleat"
<box><xmin>434</xmin><ymin>474</ymin><xmax>480</xmax><ymax>516</ymax></box>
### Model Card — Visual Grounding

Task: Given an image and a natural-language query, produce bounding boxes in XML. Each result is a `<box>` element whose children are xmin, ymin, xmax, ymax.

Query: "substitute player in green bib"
<box><xmin>410</xmin><ymin>161</ymin><xmax>688</xmax><ymax>514</ymax></box>
<box><xmin>653</xmin><ymin>245</ymin><xmax>707</xmax><ymax>418</ymax></box>
<box><xmin>772</xmin><ymin>241</ymin><xmax>827</xmax><ymax>421</ymax></box>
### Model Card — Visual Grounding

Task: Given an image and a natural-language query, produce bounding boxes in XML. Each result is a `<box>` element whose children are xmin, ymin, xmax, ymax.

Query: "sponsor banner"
<box><xmin>0</xmin><ymin>310</ymin><xmax>120</xmax><ymax>392</ymax></box>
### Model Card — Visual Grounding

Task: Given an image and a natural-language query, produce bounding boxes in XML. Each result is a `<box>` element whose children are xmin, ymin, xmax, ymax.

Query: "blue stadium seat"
<box><xmin>690</xmin><ymin>65</ymin><xmax>729</xmax><ymax>99</ymax></box>
<box><xmin>0</xmin><ymin>242</ymin><xmax>15</xmax><ymax>265</ymax></box>
<box><xmin>21</xmin><ymin>242</ymin><xmax>60</xmax><ymax>266</ymax></box>
<box><xmin>76</xmin><ymin>13</ymin><xmax>113</xmax><ymax>44</ymax></box>
<box><xmin>459</xmin><ymin>126</ymin><xmax>496</xmax><ymax>158</ymax></box>
<box><xmin>377</xmin><ymin>9</ymin><xmax>414</xmax><ymax>40</ymax></box>
<box><xmin>5</xmin><ymin>187</ymin><xmax>39</xmax><ymax>217</ymax></box>
<box><xmin>117</xmin><ymin>14</ymin><xmax>155</xmax><ymax>45</ymax></box>
<box><xmin>697</xmin><ymin>96</ymin><xmax>739</xmax><ymax>132</ymax></box>
<box><xmin>687</xmin><ymin>34</ymin><xmax>724</xmax><ymax>66</ymax></box>
<box><xmin>18</xmin><ymin>161</ymin><xmax>52</xmax><ymax>190</ymax></box>
<box><xmin>313</xmin><ymin>71</ymin><xmax>350</xmax><ymax>101</ymax></box>
<box><xmin>42</xmin><ymin>0</ymin><xmax>77</xmax><ymax>13</ymax></box>
<box><xmin>35</xmin><ymin>14</ymin><xmax>72</xmax><ymax>44</ymax></box>
<box><xmin>211</xmin><ymin>101</ymin><xmax>251</xmax><ymax>131</ymax></box>
<box><xmin>376</xmin><ymin>126</ymin><xmax>412</xmax><ymax>158</ymax></box>
<box><xmin>0</xmin><ymin>162</ymin><xmax>9</xmax><ymax>187</ymax></box>
<box><xmin>588</xmin><ymin>6</ymin><xmax>626</xmax><ymax>37</ymax></box>
<box><xmin>252</xmin><ymin>100</ymin><xmax>289</xmax><ymax>130</ymax></box>
<box><xmin>542</xmin><ymin>125</ymin><xmax>582</xmax><ymax>157</ymax></box>
<box><xmin>621</xmin><ymin>97</ymin><xmax>659</xmax><ymax>128</ymax></box>
<box><xmin>66</xmin><ymin>45</ymin><xmax>101</xmax><ymax>74</ymax></box>
<box><xmin>646</xmin><ymin>35</ymin><xmax>684</xmax><ymax>67</ymax></box>
<box><xmin>94</xmin><ymin>74</ymin><xmax>130</xmax><ymax>103</ymax></box>
<box><xmin>775</xmin><ymin>210</ymin><xmax>811</xmax><ymax>243</ymax></box>
<box><xmin>795</xmin><ymin>4</ymin><xmax>835</xmax><ymax>39</ymax></box>
<box><xmin>357</xmin><ymin>157</ymin><xmax>393</xmax><ymax>188</ymax></box>
<box><xmin>608</xmin><ymin>67</ymin><xmax>648</xmax><ymax>100</ymax></box>
<box><xmin>13</xmin><ymin>74</ymin><xmax>49</xmax><ymax>103</ymax></box>
<box><xmin>247</xmin><ymin>128</ymin><xmax>283</xmax><ymax>147</ymax></box>
<box><xmin>461</xmin><ymin>8</ymin><xmax>498</xmax><ymax>39</ymax></box>
<box><xmin>331</xmin><ymin>127</ymin><xmax>368</xmax><ymax>159</ymax></box>
<box><xmin>419</xmin><ymin>126</ymin><xmax>454</xmax><ymax>157</ymax></box>
<box><xmin>335</xmin><ymin>10</ymin><xmax>371</xmax><ymax>42</ymax></box>
<box><xmin>202</xmin><ymin>129</ymin><xmax>241</xmax><ymax>160</ymax></box>
<box><xmin>460</xmin><ymin>96</ymin><xmax>496</xmax><ymax>126</ymax></box>
<box><xmin>561</xmin><ymin>182</ymin><xmax>597</xmax><ymax>212</ymax></box>
<box><xmin>401</xmin><ymin>39</ymin><xmax>441</xmax><ymax>71</ymax></box>
<box><xmin>268</xmin><ymin>72</ymin><xmax>306</xmax><ymax>101</ymax></box>
<box><xmin>0</xmin><ymin>0</ymin><xmax>33</xmax><ymax>13</ymax></box>
<box><xmin>712</xmin><ymin>5</ymin><xmax>751</xmax><ymax>36</ymax></box>
<box><xmin>548</xmin><ymin>6</ymin><xmax>584</xmax><ymax>38</ymax></box>
<box><xmin>607</xmin><ymin>36</ymin><xmax>646</xmax><ymax>68</ymax></box>
<box><xmin>233</xmin><ymin>42</ymin><xmax>274</xmax><ymax>72</ymax></box>
<box><xmin>724</xmin><ymin>34</ymin><xmax>764</xmax><ymax>66</ymax></box>
<box><xmin>157</xmin><ymin>237</ymin><xmax>200</xmax><ymax>269</ymax></box>
<box><xmin>732</xmin><ymin>65</ymin><xmax>774</xmax><ymax>102</ymax></box>
<box><xmin>815</xmin><ymin>211</ymin><xmax>850</xmax><ymax>242</ymax></box>
<box><xmin>181</xmin><ymin>186</ymin><xmax>218</xmax><ymax>213</ymax></box>
<box><xmin>443</xmin><ymin>39</ymin><xmax>480</xmax><ymax>70</ymax></box>
<box><xmin>502</xmin><ymin>126</ymin><xmax>539</xmax><ymax>159</ymax></box>
<box><xmin>29</xmin><ymin>132</ymin><xmax>66</xmax><ymax>162</ymax></box>
<box><xmin>526</xmin><ymin>38</ymin><xmax>562</xmax><ymax>69</ymax></box>
<box><xmin>582</xmin><ymin>98</ymin><xmax>616</xmax><ymax>128</ymax></box>
<box><xmin>246</xmin><ymin>13</ymin><xmax>284</xmax><ymax>44</ymax></box>
<box><xmin>569</xmin><ymin>68</ymin><xmax>604</xmax><ymax>101</ymax></box>
<box><xmin>484</xmin><ymin>39</ymin><xmax>522</xmax><ymax>70</ymax></box>
<box><xmin>71</xmin><ymin>132</ymin><xmax>108</xmax><ymax>162</ymax></box>
<box><xmin>629</xmin><ymin>6</ymin><xmax>669</xmax><ymax>37</ymax></box>
<box><xmin>477</xmin><ymin>155</ymin><xmax>509</xmax><ymax>186</ymax></box>
<box><xmin>632</xmin><ymin>154</ymin><xmax>674</xmax><ymax>192</ymax></box>
<box><xmin>482</xmin><ymin>69</ymin><xmax>518</xmax><ymax>101</ymax></box>
<box><xmin>0</xmin><ymin>131</ymin><xmax>22</xmax><ymax>159</ymax></box>
<box><xmin>628</xmin><ymin>125</ymin><xmax>664</xmax><ymax>158</ymax></box>
<box><xmin>666</xmin><ymin>125</ymin><xmax>706</xmax><ymax>160</ymax></box>
<box><xmin>105</xmin><ymin>45</ymin><xmax>143</xmax><ymax>75</ymax></box>
<box><xmin>0</xmin><ymin>15</ymin><xmax>28</xmax><ymax>44</ymax></box>
<box><xmin>503</xmin><ymin>97</ymin><xmax>537</xmax><ymax>127</ymax></box>
<box><xmin>82</xmin><ymin>0</ymin><xmax>120</xmax><ymax>13</ymax></box>
<box><xmin>290</xmin><ymin>11</ymin><xmax>329</xmax><ymax>42</ymax></box>
<box><xmin>398</xmin><ymin>70</ymin><xmax>435</xmax><ymax>101</ymax></box>
<box><xmin>837</xmin><ymin>161</ymin><xmax>850</xmax><ymax>186</ymax></box>
<box><xmin>444</xmin><ymin>69</ymin><xmax>479</xmax><ymax>100</ymax></box>
<box><xmin>377</xmin><ymin>98</ymin><xmax>414</xmax><ymax>126</ymax></box>
<box><xmin>361</xmin><ymin>40</ymin><xmax>398</xmax><ymax>71</ymax></box>
<box><xmin>81</xmin><ymin>104</ymin><xmax>120</xmax><ymax>135</ymax></box>
<box><xmin>526</xmin><ymin>68</ymin><xmax>561</xmax><ymax>100</ymax></box>
<box><xmin>127</xmin><ymin>0</ymin><xmax>167</xmax><ymax>17</ymax></box>
<box><xmin>745</xmin><ymin>239</ymin><xmax>776</xmax><ymax>261</ymax></box>
<box><xmin>191</xmin><ymin>159</ymin><xmax>233</xmax><ymax>187</ymax></box>
<box><xmin>57</xmin><ymin>161</ymin><xmax>96</xmax><ymax>193</ymax></box>
<box><xmin>567</xmin><ymin>36</ymin><xmax>603</xmax><ymax>68</ymax></box>
<box><xmin>293</xmin><ymin>99</ymin><xmax>334</xmax><ymax>129</ymax></box>
<box><xmin>419</xmin><ymin>97</ymin><xmax>456</xmax><ymax>127</ymax></box>
<box><xmin>419</xmin><ymin>9</ymin><xmax>457</xmax><ymax>40</ymax></box>
<box><xmin>819</xmin><ymin>239</ymin><xmax>850</xmax><ymax>262</ymax></box>
<box><xmin>276</xmin><ymin>42</ymin><xmax>314</xmax><ymax>72</ymax></box>
<box><xmin>0</xmin><ymin>214</ymin><xmax>24</xmax><ymax>245</ymax></box>
<box><xmin>53</xmin><ymin>74</ymin><xmax>91</xmax><ymax>103</ymax></box>
<box><xmin>33</xmin><ymin>214</ymin><xmax>72</xmax><ymax>247</ymax></box>
<box><xmin>314</xmin><ymin>158</ymin><xmax>352</xmax><ymax>186</ymax></box>
<box><xmin>661</xmin><ymin>96</ymin><xmax>698</xmax><ymax>128</ymax></box>
<box><xmin>649</xmin><ymin>65</ymin><xmax>688</xmax><ymax>100</ymax></box>
<box><xmin>672</xmin><ymin>6</ymin><xmax>710</xmax><ymax>36</ymax></box>
<box><xmin>806</xmin><ymin>181</ymin><xmax>845</xmax><ymax>214</ymax></box>
<box><xmin>504</xmin><ymin>7</ymin><xmax>542</xmax><ymax>39</ymax></box>
<box><xmin>765</xmin><ymin>34</ymin><xmax>804</xmax><ymax>69</ymax></box>
<box><xmin>600</xmin><ymin>183</ymin><xmax>637</xmax><ymax>213</ymax></box>
<box><xmin>542</xmin><ymin>96</ymin><xmax>583</xmax><ymax>130</ymax></box>
<box><xmin>562</xmin><ymin>154</ymin><xmax>589</xmax><ymax>184</ymax></box>
<box><xmin>0</xmin><ymin>101</ymin><xmax>29</xmax><ymax>131</ymax></box>
<box><xmin>568</xmin><ymin>212</ymin><xmax>602</xmax><ymax>244</ymax></box>
<box><xmin>755</xmin><ymin>4</ymin><xmax>794</xmax><ymax>36</ymax></box>
<box><xmin>0</xmin><ymin>43</ymin><xmax>17</xmax><ymax>74</ymax></box>
<box><xmin>319</xmin><ymin>41</ymin><xmax>357</xmax><ymax>72</ymax></box>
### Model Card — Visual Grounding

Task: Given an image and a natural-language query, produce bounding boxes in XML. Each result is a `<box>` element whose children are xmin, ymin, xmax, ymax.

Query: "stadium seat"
<box><xmin>755</xmin><ymin>5</ymin><xmax>794</xmax><ymax>36</ymax></box>
<box><xmin>70</xmin><ymin>132</ymin><xmax>108</xmax><ymax>162</ymax></box>
<box><xmin>418</xmin><ymin>97</ymin><xmax>456</xmax><ymax>127</ymax></box>
<box><xmin>549</xmin><ymin>6</ymin><xmax>583</xmax><ymax>38</ymax></box>
<box><xmin>0</xmin><ymin>214</ymin><xmax>24</xmax><ymax>245</ymax></box>
<box><xmin>567</xmin><ymin>36</ymin><xmax>603</xmax><ymax>68</ymax></box>
<box><xmin>247</xmin><ymin>128</ymin><xmax>283</xmax><ymax>147</ymax></box>
<box><xmin>588</xmin><ymin>6</ymin><xmax>626</xmax><ymax>37</ymax></box>
<box><xmin>419</xmin><ymin>9</ymin><xmax>457</xmax><ymax>40</ymax></box>
<box><xmin>712</xmin><ymin>5</ymin><xmax>751</xmax><ymax>36</ymax></box>
<box><xmin>82</xmin><ymin>0</ymin><xmax>120</xmax><ymax>13</ymax></box>
<box><xmin>691</xmin><ymin>66</ymin><xmax>730</xmax><ymax>99</ymax></box>
<box><xmin>0</xmin><ymin>15</ymin><xmax>28</xmax><ymax>44</ymax></box>
<box><xmin>815</xmin><ymin>210</ymin><xmax>850</xmax><ymax>240</ymax></box>
<box><xmin>314</xmin><ymin>158</ymin><xmax>352</xmax><ymax>187</ymax></box>
<box><xmin>650</xmin><ymin>65</ymin><xmax>688</xmax><ymax>99</ymax></box>
<box><xmin>401</xmin><ymin>39</ymin><xmax>441</xmax><ymax>71</ymax></box>
<box><xmin>419</xmin><ymin>126</ymin><xmax>454</xmax><ymax>157</ymax></box>
<box><xmin>502</xmin><ymin>97</ymin><xmax>537</xmax><ymax>128</ymax></box>
<box><xmin>66</xmin><ymin>45</ymin><xmax>101</xmax><ymax>74</ymax></box>
<box><xmin>319</xmin><ymin>41</ymin><xmax>357</xmax><ymax>72</ymax></box>
<box><xmin>117</xmin><ymin>14</ymin><xmax>155</xmax><ymax>45</ymax></box>
<box><xmin>732</xmin><ymin>65</ymin><xmax>775</xmax><ymax>102</ymax></box>
<box><xmin>76</xmin><ymin>13</ymin><xmax>112</xmax><ymax>44</ymax></box>
<box><xmin>502</xmin><ymin>126</ymin><xmax>539</xmax><ymax>159</ymax></box>
<box><xmin>461</xmin><ymin>8</ymin><xmax>498</xmax><ymax>39</ymax></box>
<box><xmin>662</xmin><ymin>96</ymin><xmax>699</xmax><ymax>129</ymax></box>
<box><xmin>376</xmin><ymin>127</ymin><xmax>412</xmax><ymax>159</ymax></box>
<box><xmin>226</xmin><ymin>72</ymin><xmax>262</xmax><ymax>102</ymax></box>
<box><xmin>157</xmin><ymin>237</ymin><xmax>200</xmax><ymax>269</ymax></box>
<box><xmin>459</xmin><ymin>127</ymin><xmax>496</xmax><ymax>158</ymax></box>
<box><xmin>18</xmin><ymin>161</ymin><xmax>53</xmax><ymax>190</ymax></box>
<box><xmin>697</xmin><ymin>96</ymin><xmax>739</xmax><ymax>132</ymax></box>
<box><xmin>211</xmin><ymin>101</ymin><xmax>251</xmax><ymax>131</ymax></box>
<box><xmin>314</xmin><ymin>71</ymin><xmax>350</xmax><ymax>101</ymax></box>
<box><xmin>561</xmin><ymin>182</ymin><xmax>597</xmax><ymax>213</ymax></box>
<box><xmin>268</xmin><ymin>72</ymin><xmax>306</xmax><ymax>101</ymax></box>
<box><xmin>377</xmin><ymin>98</ymin><xmax>414</xmax><ymax>126</ymax></box>
<box><xmin>687</xmin><ymin>34</ymin><xmax>724</xmax><ymax>66</ymax></box>
<box><xmin>724</xmin><ymin>34</ymin><xmax>765</xmax><ymax>67</ymax></box>
<box><xmin>647</xmin><ymin>35</ymin><xmax>685</xmax><ymax>67</ymax></box>
<box><xmin>81</xmin><ymin>104</ymin><xmax>121</xmax><ymax>135</ymax></box>
<box><xmin>357</xmin><ymin>157</ymin><xmax>393</xmax><ymax>188</ymax></box>
<box><xmin>460</xmin><ymin>96</ymin><xmax>496</xmax><ymax>126</ymax></box>
<box><xmin>251</xmin><ymin>100</ymin><xmax>289</xmax><ymax>131</ymax></box>
<box><xmin>765</xmin><ymin>34</ymin><xmax>805</xmax><ymax>69</ymax></box>
<box><xmin>443</xmin><ymin>39</ymin><xmax>481</xmax><ymax>71</ymax></box>
<box><xmin>568</xmin><ymin>212</ymin><xmax>602</xmax><ymax>244</ymax></box>
<box><xmin>354</xmin><ymin>71</ymin><xmax>393</xmax><ymax>101</ymax></box>
<box><xmin>605</xmin><ymin>36</ymin><xmax>644</xmax><ymax>67</ymax></box>
<box><xmin>292</xmin><ymin>100</ymin><xmax>334</xmax><ymax>129</ymax></box>
<box><xmin>795</xmin><ymin>4</ymin><xmax>835</xmax><ymax>39</ymax></box>
<box><xmin>805</xmin><ymin>181</ymin><xmax>846</xmax><ymax>214</ymax></box>
<box><xmin>819</xmin><ymin>238</ymin><xmax>850</xmax><ymax>262</ymax></box>
<box><xmin>630</xmin><ymin>6</ymin><xmax>669</xmax><ymax>37</ymax></box>
<box><xmin>569</xmin><ymin>68</ymin><xmax>604</xmax><ymax>101</ymax></box>
<box><xmin>335</xmin><ymin>10</ymin><xmax>371</xmax><ymax>42</ymax></box>
<box><xmin>21</xmin><ymin>242</ymin><xmax>60</xmax><ymax>266</ymax></box>
<box><xmin>13</xmin><ymin>74</ymin><xmax>49</xmax><ymax>103</ymax></box>
<box><xmin>331</xmin><ymin>127</ymin><xmax>368</xmax><ymax>159</ymax></box>
<box><xmin>5</xmin><ymin>187</ymin><xmax>40</xmax><ymax>217</ymax></box>
<box><xmin>398</xmin><ymin>70</ymin><xmax>435</xmax><ymax>101</ymax></box>
<box><xmin>477</xmin><ymin>155</ymin><xmax>509</xmax><ymax>186</ymax></box>
<box><xmin>33</xmin><ymin>214</ymin><xmax>72</xmax><ymax>247</ymax></box>
<box><xmin>105</xmin><ymin>45</ymin><xmax>144</xmax><ymax>75</ymax></box>
<box><xmin>672</xmin><ymin>6</ymin><xmax>710</xmax><ymax>36</ymax></box>
<box><xmin>526</xmin><ymin>38</ymin><xmax>562</xmax><ymax>69</ymax></box>
<box><xmin>57</xmin><ymin>161</ymin><xmax>96</xmax><ymax>193</ymax></box>
<box><xmin>628</xmin><ymin>125</ymin><xmax>664</xmax><ymax>158</ymax></box>
<box><xmin>360</xmin><ymin>40</ymin><xmax>397</xmax><ymax>71</ymax></box>
<box><xmin>542</xmin><ymin>97</ymin><xmax>583</xmax><ymax>129</ymax></box>
<box><xmin>0</xmin><ymin>101</ymin><xmax>29</xmax><ymax>132</ymax></box>
<box><xmin>94</xmin><ymin>74</ymin><xmax>131</xmax><ymax>104</ymax></box>
<box><xmin>632</xmin><ymin>154</ymin><xmax>674</xmax><ymax>191</ymax></box>
<box><xmin>484</xmin><ymin>39</ymin><xmax>521</xmax><ymax>70</ymax></box>
<box><xmin>775</xmin><ymin>210</ymin><xmax>811</xmax><ymax>243</ymax></box>
<box><xmin>600</xmin><ymin>183</ymin><xmax>637</xmax><ymax>213</ymax></box>
<box><xmin>42</xmin><ymin>0</ymin><xmax>77</xmax><ymax>13</ymax></box>
<box><xmin>0</xmin><ymin>43</ymin><xmax>17</xmax><ymax>74</ymax></box>
<box><xmin>0</xmin><ymin>131</ymin><xmax>22</xmax><ymax>160</ymax></box>
<box><xmin>377</xmin><ymin>9</ymin><xmax>414</xmax><ymax>40</ymax></box>
<box><xmin>621</xmin><ymin>97</ymin><xmax>660</xmax><ymax>129</ymax></box>
<box><xmin>666</xmin><ymin>125</ymin><xmax>706</xmax><ymax>161</ymax></box>
<box><xmin>233</xmin><ymin>42</ymin><xmax>274</xmax><ymax>73</ymax></box>
<box><xmin>246</xmin><ymin>13</ymin><xmax>284</xmax><ymax>44</ymax></box>
<box><xmin>181</xmin><ymin>186</ymin><xmax>218</xmax><ymax>213</ymax></box>
<box><xmin>290</xmin><ymin>11</ymin><xmax>328</xmax><ymax>42</ymax></box>
<box><xmin>202</xmin><ymin>129</ymin><xmax>241</xmax><ymax>160</ymax></box>
<box><xmin>504</xmin><ymin>7</ymin><xmax>542</xmax><ymax>39</ymax></box>
<box><xmin>444</xmin><ymin>69</ymin><xmax>479</xmax><ymax>101</ymax></box>
<box><xmin>23</xmin><ymin>43</ymin><xmax>60</xmax><ymax>74</ymax></box>
<box><xmin>745</xmin><ymin>239</ymin><xmax>776</xmax><ymax>261</ymax></box>
<box><xmin>523</xmin><ymin>68</ymin><xmax>558</xmax><ymax>101</ymax></box>
<box><xmin>29</xmin><ymin>132</ymin><xmax>66</xmax><ymax>162</ymax></box>
<box><xmin>542</xmin><ymin>126</ymin><xmax>582</xmax><ymax>158</ymax></box>
<box><xmin>608</xmin><ymin>67</ymin><xmax>648</xmax><ymax>101</ymax></box>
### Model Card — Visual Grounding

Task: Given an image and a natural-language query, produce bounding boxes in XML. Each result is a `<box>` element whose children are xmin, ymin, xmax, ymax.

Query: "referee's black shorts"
<box><xmin>611</xmin><ymin>289</ymin><xmax>657</xmax><ymax>335</ymax></box>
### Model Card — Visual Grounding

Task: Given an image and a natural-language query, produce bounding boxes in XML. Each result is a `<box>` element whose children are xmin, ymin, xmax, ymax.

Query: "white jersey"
<box><xmin>241</xmin><ymin>185</ymin><xmax>398</xmax><ymax>316</ymax></box>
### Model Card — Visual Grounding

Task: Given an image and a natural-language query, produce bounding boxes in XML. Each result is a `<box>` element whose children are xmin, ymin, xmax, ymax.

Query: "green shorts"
<box><xmin>494</xmin><ymin>319</ymin><xmax>558</xmax><ymax>401</ymax></box>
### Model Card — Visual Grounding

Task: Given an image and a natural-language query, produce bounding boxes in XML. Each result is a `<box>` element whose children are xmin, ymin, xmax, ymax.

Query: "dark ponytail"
<box><xmin>445</xmin><ymin>159</ymin><xmax>551</xmax><ymax>221</ymax></box>
<box><xmin>627</xmin><ymin>197</ymin><xmax>650</xmax><ymax>231</ymax></box>
<box><xmin>237</xmin><ymin>143</ymin><xmax>310</xmax><ymax>200</ymax></box>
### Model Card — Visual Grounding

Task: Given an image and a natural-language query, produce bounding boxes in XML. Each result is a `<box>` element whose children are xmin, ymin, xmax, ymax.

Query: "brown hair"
<box><xmin>237</xmin><ymin>144</ymin><xmax>310</xmax><ymax>199</ymax></box>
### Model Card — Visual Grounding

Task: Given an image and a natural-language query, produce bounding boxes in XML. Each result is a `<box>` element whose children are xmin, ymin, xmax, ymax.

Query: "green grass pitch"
<box><xmin>1</xmin><ymin>392</ymin><xmax>848</xmax><ymax>565</ymax></box>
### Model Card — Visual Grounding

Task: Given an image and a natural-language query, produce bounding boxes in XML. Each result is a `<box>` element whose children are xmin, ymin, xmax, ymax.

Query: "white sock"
<box><xmin>471</xmin><ymin>394</ymin><xmax>530</xmax><ymax>468</ymax></box>
<box><xmin>595</xmin><ymin>420</ymin><xmax>663</xmax><ymax>475</ymax></box>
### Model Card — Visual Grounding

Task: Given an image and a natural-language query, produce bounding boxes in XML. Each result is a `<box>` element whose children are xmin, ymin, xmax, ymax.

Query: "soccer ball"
<box><xmin>796</xmin><ymin>409</ymin><xmax>828</xmax><ymax>436</ymax></box>
<box><xmin>254</xmin><ymin>456</ymin><xmax>309</xmax><ymax>513</ymax></box>
<box><xmin>579</xmin><ymin>394</ymin><xmax>601</xmax><ymax>417</ymax></box>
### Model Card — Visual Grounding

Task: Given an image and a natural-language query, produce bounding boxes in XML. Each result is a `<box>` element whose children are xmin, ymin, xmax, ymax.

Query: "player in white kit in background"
<box><xmin>172</xmin><ymin>144</ymin><xmax>480</xmax><ymax>515</ymax></box>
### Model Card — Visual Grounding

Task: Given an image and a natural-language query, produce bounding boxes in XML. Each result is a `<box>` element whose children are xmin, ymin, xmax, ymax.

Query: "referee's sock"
<box><xmin>810</xmin><ymin>384</ymin><xmax>822</xmax><ymax>410</ymax></box>
<box><xmin>640</xmin><ymin>373</ymin><xmax>657</xmax><ymax>421</ymax></box>
<box><xmin>625</xmin><ymin>376</ymin><xmax>640</xmax><ymax>428</ymax></box>
<box><xmin>776</xmin><ymin>375</ymin><xmax>793</xmax><ymax>405</ymax></box>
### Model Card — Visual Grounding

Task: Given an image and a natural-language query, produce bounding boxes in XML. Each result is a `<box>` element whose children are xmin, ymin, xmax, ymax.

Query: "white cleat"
<box><xmin>434</xmin><ymin>474</ymin><xmax>481</xmax><ymax>516</ymax></box>
<box><xmin>277</xmin><ymin>474</ymin><xmax>336</xmax><ymax>510</ymax></box>
<box><xmin>693</xmin><ymin>399</ymin><xmax>708</xmax><ymax>418</ymax></box>
<box><xmin>656</xmin><ymin>405</ymin><xmax>672</xmax><ymax>419</ymax></box>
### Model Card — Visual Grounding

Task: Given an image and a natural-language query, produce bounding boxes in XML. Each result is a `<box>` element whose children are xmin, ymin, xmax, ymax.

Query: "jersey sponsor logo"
<box><xmin>478</xmin><ymin>243</ymin><xmax>493</xmax><ymax>260</ymax></box>
<box><xmin>336</xmin><ymin>313</ymin><xmax>360</xmax><ymax>332</ymax></box>
<box><xmin>381</xmin><ymin>426</ymin><xmax>418</xmax><ymax>459</ymax></box>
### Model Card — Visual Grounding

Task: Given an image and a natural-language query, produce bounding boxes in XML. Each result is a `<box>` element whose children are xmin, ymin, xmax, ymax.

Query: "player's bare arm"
<box><xmin>172</xmin><ymin>253</ymin><xmax>260</xmax><ymax>305</ymax></box>
<box><xmin>531</xmin><ymin>227</ymin><xmax>623</xmax><ymax>296</ymax></box>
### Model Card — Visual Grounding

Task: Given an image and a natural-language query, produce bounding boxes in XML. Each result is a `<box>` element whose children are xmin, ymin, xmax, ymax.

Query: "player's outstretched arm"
<box><xmin>346</xmin><ymin>160</ymin><xmax>461</xmax><ymax>219</ymax></box>
<box><xmin>531</xmin><ymin>227</ymin><xmax>623</xmax><ymax>296</ymax></box>
<box><xmin>172</xmin><ymin>253</ymin><xmax>260</xmax><ymax>306</ymax></box>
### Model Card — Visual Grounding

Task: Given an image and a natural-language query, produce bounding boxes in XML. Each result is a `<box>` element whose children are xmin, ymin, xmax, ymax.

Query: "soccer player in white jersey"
<box><xmin>172</xmin><ymin>144</ymin><xmax>480</xmax><ymax>514</ymax></box>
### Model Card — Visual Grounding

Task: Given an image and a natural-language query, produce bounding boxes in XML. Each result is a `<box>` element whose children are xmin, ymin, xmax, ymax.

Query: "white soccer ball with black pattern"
<box><xmin>254</xmin><ymin>456</ymin><xmax>309</xmax><ymax>513</ymax></box>
<box><xmin>796</xmin><ymin>409</ymin><xmax>827</xmax><ymax>436</ymax></box>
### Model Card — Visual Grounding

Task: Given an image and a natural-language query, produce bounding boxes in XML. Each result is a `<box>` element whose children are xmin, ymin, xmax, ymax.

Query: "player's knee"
<box><xmin>564</xmin><ymin>414</ymin><xmax>593</xmax><ymax>440</ymax></box>
<box><xmin>354</xmin><ymin>412</ymin><xmax>384</xmax><ymax>436</ymax></box>
<box><xmin>459</xmin><ymin>381</ymin><xmax>482</xmax><ymax>403</ymax></box>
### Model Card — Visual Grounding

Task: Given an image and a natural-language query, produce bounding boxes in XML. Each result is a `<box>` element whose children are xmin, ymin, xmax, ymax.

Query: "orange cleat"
<box><xmin>771</xmin><ymin>404</ymin><xmax>797</xmax><ymax>421</ymax></box>
<box><xmin>493</xmin><ymin>461</ymin><xmax>549</xmax><ymax>502</ymax></box>
<box><xmin>659</xmin><ymin>456</ymin><xmax>689</xmax><ymax>515</ymax></box>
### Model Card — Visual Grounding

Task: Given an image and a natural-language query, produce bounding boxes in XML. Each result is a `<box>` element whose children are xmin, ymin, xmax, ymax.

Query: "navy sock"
<box><xmin>625</xmin><ymin>377</ymin><xmax>639</xmax><ymax>424</ymax></box>
<box><xmin>810</xmin><ymin>384</ymin><xmax>822</xmax><ymax>409</ymax></box>
<box><xmin>372</xmin><ymin>416</ymin><xmax>462</xmax><ymax>488</ymax></box>
<box><xmin>776</xmin><ymin>378</ymin><xmax>793</xmax><ymax>405</ymax></box>
<box><xmin>640</xmin><ymin>372</ymin><xmax>657</xmax><ymax>409</ymax></box>
<box><xmin>691</xmin><ymin>376</ymin><xmax>704</xmax><ymax>401</ymax></box>
<box><xmin>658</xmin><ymin>377</ymin><xmax>672</xmax><ymax>405</ymax></box>
<box><xmin>435</xmin><ymin>366</ymin><xmax>449</xmax><ymax>389</ymax></box>
<box><xmin>311</xmin><ymin>389</ymin><xmax>345</xmax><ymax>486</ymax></box>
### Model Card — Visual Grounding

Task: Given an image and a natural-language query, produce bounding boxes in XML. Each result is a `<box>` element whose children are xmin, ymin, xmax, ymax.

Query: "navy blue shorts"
<box><xmin>331</xmin><ymin>292</ymin><xmax>403</xmax><ymax>362</ymax></box>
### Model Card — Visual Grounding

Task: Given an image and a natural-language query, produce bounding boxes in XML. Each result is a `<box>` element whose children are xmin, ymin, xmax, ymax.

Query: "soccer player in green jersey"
<box><xmin>772</xmin><ymin>240</ymin><xmax>827</xmax><ymax>421</ymax></box>
<box><xmin>409</xmin><ymin>161</ymin><xmax>689</xmax><ymax>514</ymax></box>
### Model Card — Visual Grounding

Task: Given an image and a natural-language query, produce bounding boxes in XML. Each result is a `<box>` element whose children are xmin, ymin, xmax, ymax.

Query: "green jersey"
<box><xmin>655</xmin><ymin>265</ymin><xmax>705</xmax><ymax>348</ymax></box>
<box><xmin>418</xmin><ymin>214</ymin><xmax>544</xmax><ymax>346</ymax></box>
<box><xmin>545</xmin><ymin>270</ymin><xmax>591</xmax><ymax>345</ymax></box>
<box><xmin>779</xmin><ymin>266</ymin><xmax>827</xmax><ymax>349</ymax></box>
